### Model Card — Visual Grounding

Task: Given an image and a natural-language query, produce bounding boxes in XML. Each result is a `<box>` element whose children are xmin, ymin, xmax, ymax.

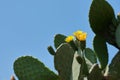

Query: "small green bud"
<box><xmin>76</xmin><ymin>56</ymin><xmax>83</xmax><ymax>64</ymax></box>
<box><xmin>47</xmin><ymin>46</ymin><xmax>56</xmax><ymax>55</ymax></box>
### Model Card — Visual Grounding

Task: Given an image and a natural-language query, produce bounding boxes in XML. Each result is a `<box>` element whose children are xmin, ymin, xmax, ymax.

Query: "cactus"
<box><xmin>54</xmin><ymin>43</ymin><xmax>75</xmax><ymax>80</ymax></box>
<box><xmin>109</xmin><ymin>51</ymin><xmax>120</xmax><ymax>79</ymax></box>
<box><xmin>54</xmin><ymin>34</ymin><xmax>67</xmax><ymax>49</ymax></box>
<box><xmin>93</xmin><ymin>35</ymin><xmax>108</xmax><ymax>70</ymax></box>
<box><xmin>47</xmin><ymin>46</ymin><xmax>56</xmax><ymax>56</ymax></box>
<box><xmin>84</xmin><ymin>48</ymin><xmax>97</xmax><ymax>64</ymax></box>
<box><xmin>88</xmin><ymin>64</ymin><xmax>103</xmax><ymax>80</ymax></box>
<box><xmin>13</xmin><ymin>0</ymin><xmax>120</xmax><ymax>80</ymax></box>
<box><xmin>14</xmin><ymin>56</ymin><xmax>58</xmax><ymax>80</ymax></box>
<box><xmin>89</xmin><ymin>0</ymin><xmax>119</xmax><ymax>49</ymax></box>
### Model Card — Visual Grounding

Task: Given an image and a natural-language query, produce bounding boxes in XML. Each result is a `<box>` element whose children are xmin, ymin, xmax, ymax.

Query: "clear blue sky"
<box><xmin>0</xmin><ymin>0</ymin><xmax>119</xmax><ymax>79</ymax></box>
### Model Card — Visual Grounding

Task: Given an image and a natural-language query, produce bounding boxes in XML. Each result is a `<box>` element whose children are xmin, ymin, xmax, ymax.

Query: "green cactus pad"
<box><xmin>93</xmin><ymin>35</ymin><xmax>108</xmax><ymax>70</ymax></box>
<box><xmin>54</xmin><ymin>43</ymin><xmax>74</xmax><ymax>80</ymax></box>
<box><xmin>89</xmin><ymin>0</ymin><xmax>115</xmax><ymax>35</ymax></box>
<box><xmin>47</xmin><ymin>46</ymin><xmax>56</xmax><ymax>55</ymax></box>
<box><xmin>88</xmin><ymin>64</ymin><xmax>103</xmax><ymax>80</ymax></box>
<box><xmin>78</xmin><ymin>57</ymin><xmax>89</xmax><ymax>80</ymax></box>
<box><xmin>109</xmin><ymin>51</ymin><xmax>120</xmax><ymax>79</ymax></box>
<box><xmin>89</xmin><ymin>0</ymin><xmax>119</xmax><ymax>48</ymax></box>
<box><xmin>14</xmin><ymin>56</ymin><xmax>58</xmax><ymax>80</ymax></box>
<box><xmin>54</xmin><ymin>34</ymin><xmax>66</xmax><ymax>49</ymax></box>
<box><xmin>84</xmin><ymin>48</ymin><xmax>97</xmax><ymax>64</ymax></box>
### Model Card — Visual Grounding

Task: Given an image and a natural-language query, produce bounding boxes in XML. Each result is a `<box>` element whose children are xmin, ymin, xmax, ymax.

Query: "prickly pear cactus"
<box><xmin>109</xmin><ymin>51</ymin><xmax>120</xmax><ymax>79</ymax></box>
<box><xmin>54</xmin><ymin>43</ymin><xmax>75</xmax><ymax>80</ymax></box>
<box><xmin>13</xmin><ymin>0</ymin><xmax>120</xmax><ymax>80</ymax></box>
<box><xmin>88</xmin><ymin>64</ymin><xmax>103</xmax><ymax>80</ymax></box>
<box><xmin>54</xmin><ymin>34</ymin><xmax>66</xmax><ymax>49</ymax></box>
<box><xmin>14</xmin><ymin>56</ymin><xmax>58</xmax><ymax>80</ymax></box>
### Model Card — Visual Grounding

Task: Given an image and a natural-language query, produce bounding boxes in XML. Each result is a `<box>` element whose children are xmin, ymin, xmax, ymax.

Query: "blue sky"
<box><xmin>0</xmin><ymin>0</ymin><xmax>119</xmax><ymax>79</ymax></box>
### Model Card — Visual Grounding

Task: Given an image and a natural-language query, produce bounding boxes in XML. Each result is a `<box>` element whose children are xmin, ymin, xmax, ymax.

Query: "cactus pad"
<box><xmin>109</xmin><ymin>51</ymin><xmax>120</xmax><ymax>79</ymax></box>
<box><xmin>14</xmin><ymin>56</ymin><xmax>58</xmax><ymax>80</ymax></box>
<box><xmin>54</xmin><ymin>34</ymin><xmax>66</xmax><ymax>49</ymax></box>
<box><xmin>88</xmin><ymin>64</ymin><xmax>103</xmax><ymax>80</ymax></box>
<box><xmin>54</xmin><ymin>43</ymin><xmax>74</xmax><ymax>80</ymax></box>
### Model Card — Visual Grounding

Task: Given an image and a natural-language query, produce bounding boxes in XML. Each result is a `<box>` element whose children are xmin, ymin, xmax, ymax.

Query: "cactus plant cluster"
<box><xmin>13</xmin><ymin>0</ymin><xmax>120</xmax><ymax>80</ymax></box>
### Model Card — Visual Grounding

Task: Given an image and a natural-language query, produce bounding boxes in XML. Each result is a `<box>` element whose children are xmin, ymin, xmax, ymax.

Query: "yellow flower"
<box><xmin>65</xmin><ymin>36</ymin><xmax>74</xmax><ymax>43</ymax></box>
<box><xmin>73</xmin><ymin>30</ymin><xmax>87</xmax><ymax>41</ymax></box>
<box><xmin>73</xmin><ymin>30</ymin><xmax>83</xmax><ymax>36</ymax></box>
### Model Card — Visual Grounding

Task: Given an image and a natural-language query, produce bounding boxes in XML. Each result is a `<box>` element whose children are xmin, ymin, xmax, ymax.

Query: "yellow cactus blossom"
<box><xmin>73</xmin><ymin>30</ymin><xmax>83</xmax><ymax>36</ymax></box>
<box><xmin>78</xmin><ymin>32</ymin><xmax>87</xmax><ymax>41</ymax></box>
<box><xmin>73</xmin><ymin>30</ymin><xmax>87</xmax><ymax>41</ymax></box>
<box><xmin>65</xmin><ymin>36</ymin><xmax>74</xmax><ymax>43</ymax></box>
